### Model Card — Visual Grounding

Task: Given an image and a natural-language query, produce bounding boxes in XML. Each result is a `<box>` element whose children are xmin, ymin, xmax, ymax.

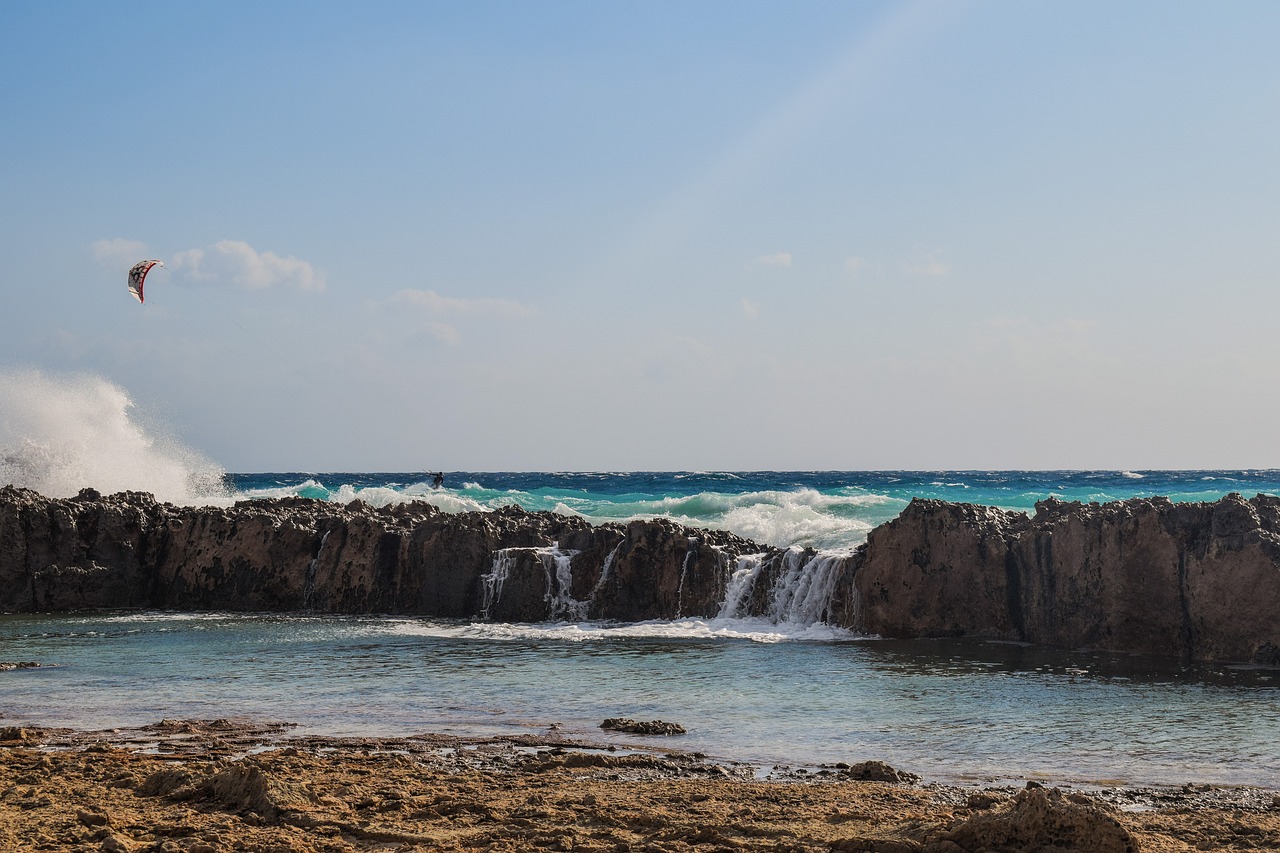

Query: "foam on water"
<box><xmin>0</xmin><ymin>368</ymin><xmax>228</xmax><ymax>505</ymax></box>
<box><xmin>376</xmin><ymin>616</ymin><xmax>856</xmax><ymax>644</ymax></box>
<box><xmin>219</xmin><ymin>469</ymin><xmax>1280</xmax><ymax>554</ymax></box>
<box><xmin>6</xmin><ymin>610</ymin><xmax>1279</xmax><ymax>785</ymax></box>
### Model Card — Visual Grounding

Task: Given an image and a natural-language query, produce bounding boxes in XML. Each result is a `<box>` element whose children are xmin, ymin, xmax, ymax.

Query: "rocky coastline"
<box><xmin>2</xmin><ymin>719</ymin><xmax>1278</xmax><ymax>851</ymax></box>
<box><xmin>2</xmin><ymin>485</ymin><xmax>1280</xmax><ymax>663</ymax></box>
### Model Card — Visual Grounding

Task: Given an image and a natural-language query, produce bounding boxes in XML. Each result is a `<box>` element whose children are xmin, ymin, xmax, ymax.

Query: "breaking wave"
<box><xmin>0</xmin><ymin>368</ymin><xmax>228</xmax><ymax>505</ymax></box>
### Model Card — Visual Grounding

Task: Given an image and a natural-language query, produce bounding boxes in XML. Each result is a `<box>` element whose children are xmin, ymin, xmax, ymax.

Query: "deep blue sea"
<box><xmin>4</xmin><ymin>470</ymin><xmax>1280</xmax><ymax>787</ymax></box>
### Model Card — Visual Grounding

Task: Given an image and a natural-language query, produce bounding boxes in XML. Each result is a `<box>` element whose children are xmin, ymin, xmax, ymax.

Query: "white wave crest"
<box><xmin>0</xmin><ymin>368</ymin><xmax>228</xmax><ymax>505</ymax></box>
<box><xmin>379</xmin><ymin>616</ymin><xmax>857</xmax><ymax>644</ymax></box>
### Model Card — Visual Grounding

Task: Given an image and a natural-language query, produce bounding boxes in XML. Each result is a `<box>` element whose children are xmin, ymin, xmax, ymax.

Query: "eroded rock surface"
<box><xmin>856</xmin><ymin>494</ymin><xmax>1280</xmax><ymax>662</ymax></box>
<box><xmin>1</xmin><ymin>725</ymin><xmax>1276</xmax><ymax>852</ymax></box>
<box><xmin>0</xmin><ymin>486</ymin><xmax>770</xmax><ymax>622</ymax></box>
<box><xmin>4</xmin><ymin>485</ymin><xmax>1280</xmax><ymax>663</ymax></box>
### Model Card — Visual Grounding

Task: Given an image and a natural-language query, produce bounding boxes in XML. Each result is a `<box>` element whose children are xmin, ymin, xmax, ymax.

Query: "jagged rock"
<box><xmin>141</xmin><ymin>760</ymin><xmax>314</xmax><ymax>819</ymax></box>
<box><xmin>856</xmin><ymin>493</ymin><xmax>1280</xmax><ymax>662</ymax></box>
<box><xmin>0</xmin><ymin>486</ymin><xmax>761</xmax><ymax>621</ymax></box>
<box><xmin>195</xmin><ymin>760</ymin><xmax>315</xmax><ymax>817</ymax></box>
<box><xmin>4</xmin><ymin>485</ymin><xmax>1280</xmax><ymax>663</ymax></box>
<box><xmin>600</xmin><ymin>718</ymin><xmax>687</xmax><ymax>736</ymax></box>
<box><xmin>934</xmin><ymin>786</ymin><xmax>1138</xmax><ymax>852</ymax></box>
<box><xmin>836</xmin><ymin>761</ymin><xmax>920</xmax><ymax>783</ymax></box>
<box><xmin>137</xmin><ymin>767</ymin><xmax>198</xmax><ymax>797</ymax></box>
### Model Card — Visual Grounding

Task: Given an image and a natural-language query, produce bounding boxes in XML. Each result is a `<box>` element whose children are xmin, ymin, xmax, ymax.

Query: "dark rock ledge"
<box><xmin>2</xmin><ymin>485</ymin><xmax>1279</xmax><ymax>663</ymax></box>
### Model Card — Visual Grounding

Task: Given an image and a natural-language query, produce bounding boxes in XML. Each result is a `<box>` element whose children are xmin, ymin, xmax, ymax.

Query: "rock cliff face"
<box><xmin>0</xmin><ymin>486</ymin><xmax>778</xmax><ymax>623</ymax></box>
<box><xmin>3</xmin><ymin>485</ymin><xmax>1279</xmax><ymax>664</ymax></box>
<box><xmin>856</xmin><ymin>494</ymin><xmax>1280</xmax><ymax>664</ymax></box>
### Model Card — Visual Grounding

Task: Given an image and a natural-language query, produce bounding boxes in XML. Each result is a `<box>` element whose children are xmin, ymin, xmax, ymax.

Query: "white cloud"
<box><xmin>741</xmin><ymin>298</ymin><xmax>762</xmax><ymax>318</ymax></box>
<box><xmin>392</xmin><ymin>289</ymin><xmax>533</xmax><ymax>317</ymax></box>
<box><xmin>905</xmin><ymin>257</ymin><xmax>950</xmax><ymax>277</ymax></box>
<box><xmin>172</xmin><ymin>240</ymin><xmax>325</xmax><ymax>292</ymax></box>
<box><xmin>750</xmin><ymin>251</ymin><xmax>793</xmax><ymax>268</ymax></box>
<box><xmin>92</xmin><ymin>238</ymin><xmax>148</xmax><ymax>269</ymax></box>
<box><xmin>845</xmin><ymin>256</ymin><xmax>867</xmax><ymax>277</ymax></box>
<box><xmin>425</xmin><ymin>322</ymin><xmax>461</xmax><ymax>346</ymax></box>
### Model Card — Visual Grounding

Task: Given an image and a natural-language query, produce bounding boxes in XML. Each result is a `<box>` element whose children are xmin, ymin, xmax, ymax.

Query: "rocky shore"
<box><xmin>2</xmin><ymin>720</ymin><xmax>1278</xmax><ymax>851</ymax></box>
<box><xmin>3</xmin><ymin>486</ymin><xmax>1280</xmax><ymax>663</ymax></box>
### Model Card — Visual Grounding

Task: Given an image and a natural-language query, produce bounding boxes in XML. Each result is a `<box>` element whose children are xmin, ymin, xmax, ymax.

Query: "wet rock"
<box><xmin>857</xmin><ymin>494</ymin><xmax>1280</xmax><ymax>661</ymax></box>
<box><xmin>0</xmin><ymin>661</ymin><xmax>40</xmax><ymax>671</ymax></box>
<box><xmin>6</xmin><ymin>483</ymin><xmax>1280</xmax><ymax>663</ymax></box>
<box><xmin>600</xmin><ymin>718</ymin><xmax>687</xmax><ymax>736</ymax></box>
<box><xmin>938</xmin><ymin>786</ymin><xmax>1138</xmax><ymax>852</ymax></box>
<box><xmin>0</xmin><ymin>486</ymin><xmax>767</xmax><ymax>622</ymax></box>
<box><xmin>0</xmin><ymin>727</ymin><xmax>37</xmax><ymax>743</ymax></box>
<box><xmin>828</xmin><ymin>761</ymin><xmax>920</xmax><ymax>783</ymax></box>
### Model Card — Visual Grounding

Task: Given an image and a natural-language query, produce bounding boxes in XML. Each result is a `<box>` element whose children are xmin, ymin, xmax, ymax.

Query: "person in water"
<box><xmin>432</xmin><ymin>472</ymin><xmax>444</xmax><ymax>489</ymax></box>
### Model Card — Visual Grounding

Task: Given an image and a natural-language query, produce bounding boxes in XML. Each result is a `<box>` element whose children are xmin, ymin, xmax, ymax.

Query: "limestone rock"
<box><xmin>936</xmin><ymin>786</ymin><xmax>1138</xmax><ymax>852</ymax></box>
<box><xmin>5</xmin><ymin>484</ymin><xmax>1280</xmax><ymax>663</ymax></box>
<box><xmin>600</xmin><ymin>718</ymin><xmax>687</xmax><ymax>736</ymax></box>
<box><xmin>855</xmin><ymin>493</ymin><xmax>1280</xmax><ymax>662</ymax></box>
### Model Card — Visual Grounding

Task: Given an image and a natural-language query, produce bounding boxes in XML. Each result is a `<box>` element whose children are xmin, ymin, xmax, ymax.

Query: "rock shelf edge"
<box><xmin>2</xmin><ymin>485</ymin><xmax>1278</xmax><ymax>664</ymax></box>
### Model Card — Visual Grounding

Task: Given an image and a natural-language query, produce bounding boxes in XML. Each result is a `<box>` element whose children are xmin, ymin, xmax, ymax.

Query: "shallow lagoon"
<box><xmin>3</xmin><ymin>611</ymin><xmax>1277</xmax><ymax>787</ymax></box>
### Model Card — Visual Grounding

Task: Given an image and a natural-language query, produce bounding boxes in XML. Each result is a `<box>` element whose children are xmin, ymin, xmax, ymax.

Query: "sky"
<box><xmin>1</xmin><ymin>0</ymin><xmax>1278</xmax><ymax>472</ymax></box>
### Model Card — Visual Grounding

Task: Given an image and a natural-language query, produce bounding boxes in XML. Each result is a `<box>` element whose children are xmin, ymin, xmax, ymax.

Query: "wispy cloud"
<box><xmin>741</xmin><ymin>298</ymin><xmax>762</xmax><ymax>318</ymax></box>
<box><xmin>392</xmin><ymin>289</ymin><xmax>533</xmax><ymax>317</ymax></box>
<box><xmin>976</xmin><ymin>315</ymin><xmax>1099</xmax><ymax>352</ymax></box>
<box><xmin>905</xmin><ymin>255</ymin><xmax>950</xmax><ymax>277</ymax></box>
<box><xmin>92</xmin><ymin>238</ymin><xmax>148</xmax><ymax>269</ymax></box>
<box><xmin>750</xmin><ymin>251</ymin><xmax>793</xmax><ymax>268</ymax></box>
<box><xmin>845</xmin><ymin>256</ymin><xmax>867</xmax><ymax>277</ymax></box>
<box><xmin>173</xmin><ymin>240</ymin><xmax>325</xmax><ymax>292</ymax></box>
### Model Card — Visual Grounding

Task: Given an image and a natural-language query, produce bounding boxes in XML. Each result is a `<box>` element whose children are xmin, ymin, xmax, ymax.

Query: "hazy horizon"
<box><xmin>3</xmin><ymin>1</ymin><xmax>1278</xmax><ymax>471</ymax></box>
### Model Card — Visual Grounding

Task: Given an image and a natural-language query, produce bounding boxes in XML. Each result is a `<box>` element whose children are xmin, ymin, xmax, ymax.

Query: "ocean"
<box><xmin>3</xmin><ymin>469</ymin><xmax>1280</xmax><ymax>787</ymax></box>
<box><xmin>228</xmin><ymin>468</ymin><xmax>1280</xmax><ymax>552</ymax></box>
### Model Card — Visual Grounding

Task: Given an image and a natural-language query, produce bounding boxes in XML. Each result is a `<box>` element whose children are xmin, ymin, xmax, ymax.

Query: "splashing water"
<box><xmin>0</xmin><ymin>368</ymin><xmax>228</xmax><ymax>505</ymax></box>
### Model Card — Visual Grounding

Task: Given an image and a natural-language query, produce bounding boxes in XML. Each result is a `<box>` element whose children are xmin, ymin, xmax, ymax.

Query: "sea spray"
<box><xmin>717</xmin><ymin>554</ymin><xmax>767</xmax><ymax>619</ymax></box>
<box><xmin>766</xmin><ymin>550</ymin><xmax>848</xmax><ymax>625</ymax></box>
<box><xmin>0</xmin><ymin>368</ymin><xmax>227</xmax><ymax>505</ymax></box>
<box><xmin>480</xmin><ymin>550</ymin><xmax>518</xmax><ymax>619</ymax></box>
<box><xmin>481</xmin><ymin>546</ymin><xmax>587</xmax><ymax>620</ymax></box>
<box><xmin>541</xmin><ymin>547</ymin><xmax>586</xmax><ymax>620</ymax></box>
<box><xmin>303</xmin><ymin>529</ymin><xmax>331</xmax><ymax>610</ymax></box>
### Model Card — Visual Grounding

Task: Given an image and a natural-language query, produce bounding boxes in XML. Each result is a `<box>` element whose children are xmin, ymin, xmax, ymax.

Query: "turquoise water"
<box><xmin>225</xmin><ymin>469</ymin><xmax>1280</xmax><ymax>550</ymax></box>
<box><xmin>4</xmin><ymin>470</ymin><xmax>1280</xmax><ymax>787</ymax></box>
<box><xmin>2</xmin><ymin>611</ymin><xmax>1278</xmax><ymax>787</ymax></box>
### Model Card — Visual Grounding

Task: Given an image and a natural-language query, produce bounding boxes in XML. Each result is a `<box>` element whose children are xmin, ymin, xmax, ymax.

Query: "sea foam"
<box><xmin>0</xmin><ymin>368</ymin><xmax>228</xmax><ymax>505</ymax></box>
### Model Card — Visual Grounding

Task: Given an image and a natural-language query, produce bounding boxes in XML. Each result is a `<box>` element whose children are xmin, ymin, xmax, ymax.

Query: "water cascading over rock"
<box><xmin>3</xmin><ymin>485</ymin><xmax>1280</xmax><ymax>663</ymax></box>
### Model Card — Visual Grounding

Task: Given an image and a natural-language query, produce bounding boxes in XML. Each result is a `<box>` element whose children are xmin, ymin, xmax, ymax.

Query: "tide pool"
<box><xmin>3</xmin><ymin>611</ymin><xmax>1277</xmax><ymax>787</ymax></box>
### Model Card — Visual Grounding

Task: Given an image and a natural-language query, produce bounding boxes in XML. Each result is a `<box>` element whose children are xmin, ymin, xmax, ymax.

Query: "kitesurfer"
<box><xmin>127</xmin><ymin>259</ymin><xmax>164</xmax><ymax>304</ymax></box>
<box><xmin>433</xmin><ymin>472</ymin><xmax>444</xmax><ymax>489</ymax></box>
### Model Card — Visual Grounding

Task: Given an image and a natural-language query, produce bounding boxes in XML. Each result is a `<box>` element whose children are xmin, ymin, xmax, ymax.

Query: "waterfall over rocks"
<box><xmin>4</xmin><ymin>486</ymin><xmax>1280</xmax><ymax>663</ymax></box>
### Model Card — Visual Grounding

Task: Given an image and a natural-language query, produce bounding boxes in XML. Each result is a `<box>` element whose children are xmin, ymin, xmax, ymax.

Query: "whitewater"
<box><xmin>4</xmin><ymin>369</ymin><xmax>1280</xmax><ymax>785</ymax></box>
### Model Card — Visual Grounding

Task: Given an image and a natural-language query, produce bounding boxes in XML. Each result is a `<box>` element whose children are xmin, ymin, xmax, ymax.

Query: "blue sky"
<box><xmin>2</xmin><ymin>0</ymin><xmax>1277</xmax><ymax>471</ymax></box>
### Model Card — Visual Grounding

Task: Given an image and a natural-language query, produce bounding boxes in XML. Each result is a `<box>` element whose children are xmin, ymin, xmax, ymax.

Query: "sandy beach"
<box><xmin>2</xmin><ymin>719</ymin><xmax>1278</xmax><ymax>852</ymax></box>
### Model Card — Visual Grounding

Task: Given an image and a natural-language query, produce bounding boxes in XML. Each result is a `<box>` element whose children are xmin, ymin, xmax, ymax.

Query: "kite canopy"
<box><xmin>127</xmin><ymin>260</ymin><xmax>163</xmax><ymax>304</ymax></box>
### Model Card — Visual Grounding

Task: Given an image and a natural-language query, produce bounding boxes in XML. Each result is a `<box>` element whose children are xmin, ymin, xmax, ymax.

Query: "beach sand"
<box><xmin>1</xmin><ymin>720</ymin><xmax>1278</xmax><ymax>852</ymax></box>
